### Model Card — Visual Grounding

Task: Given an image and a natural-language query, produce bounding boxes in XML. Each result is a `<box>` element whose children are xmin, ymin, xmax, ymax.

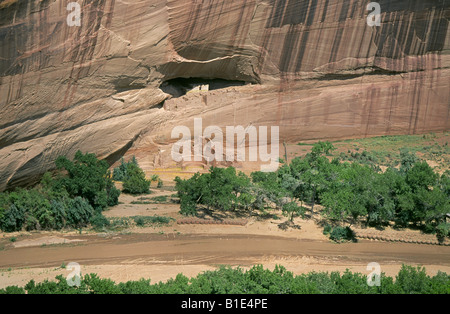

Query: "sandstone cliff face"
<box><xmin>0</xmin><ymin>0</ymin><xmax>449</xmax><ymax>190</ymax></box>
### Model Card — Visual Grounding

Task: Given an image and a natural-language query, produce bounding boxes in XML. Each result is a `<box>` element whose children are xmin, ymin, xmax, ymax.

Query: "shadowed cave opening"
<box><xmin>160</xmin><ymin>78</ymin><xmax>248</xmax><ymax>98</ymax></box>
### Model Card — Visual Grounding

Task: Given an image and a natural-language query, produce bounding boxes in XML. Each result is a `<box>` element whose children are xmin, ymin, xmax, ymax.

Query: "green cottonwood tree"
<box><xmin>56</xmin><ymin>151</ymin><xmax>120</xmax><ymax>210</ymax></box>
<box><xmin>122</xmin><ymin>162</ymin><xmax>151</xmax><ymax>195</ymax></box>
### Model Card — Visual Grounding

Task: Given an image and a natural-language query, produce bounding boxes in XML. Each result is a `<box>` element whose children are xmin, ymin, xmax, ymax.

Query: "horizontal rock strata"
<box><xmin>0</xmin><ymin>0</ymin><xmax>449</xmax><ymax>189</ymax></box>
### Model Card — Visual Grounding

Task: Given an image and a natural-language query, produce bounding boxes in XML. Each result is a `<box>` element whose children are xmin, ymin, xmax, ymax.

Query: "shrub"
<box><xmin>134</xmin><ymin>216</ymin><xmax>146</xmax><ymax>227</ymax></box>
<box><xmin>1</xmin><ymin>204</ymin><xmax>25</xmax><ymax>232</ymax></box>
<box><xmin>179</xmin><ymin>197</ymin><xmax>197</xmax><ymax>216</ymax></box>
<box><xmin>49</xmin><ymin>199</ymin><xmax>68</xmax><ymax>230</ymax></box>
<box><xmin>150</xmin><ymin>195</ymin><xmax>167</xmax><ymax>203</ymax></box>
<box><xmin>106</xmin><ymin>180</ymin><xmax>120</xmax><ymax>206</ymax></box>
<box><xmin>56</xmin><ymin>151</ymin><xmax>118</xmax><ymax>210</ymax></box>
<box><xmin>0</xmin><ymin>286</ymin><xmax>26</xmax><ymax>294</ymax></box>
<box><xmin>122</xmin><ymin>163</ymin><xmax>151</xmax><ymax>195</ymax></box>
<box><xmin>328</xmin><ymin>226</ymin><xmax>355</xmax><ymax>243</ymax></box>
<box><xmin>399</xmin><ymin>149</ymin><xmax>419</xmax><ymax>173</ymax></box>
<box><xmin>2</xmin><ymin>264</ymin><xmax>447</xmax><ymax>294</ymax></box>
<box><xmin>175</xmin><ymin>167</ymin><xmax>253</xmax><ymax>216</ymax></box>
<box><xmin>90</xmin><ymin>212</ymin><xmax>110</xmax><ymax>229</ymax></box>
<box><xmin>282</xmin><ymin>201</ymin><xmax>305</xmax><ymax>222</ymax></box>
<box><xmin>108</xmin><ymin>217</ymin><xmax>131</xmax><ymax>230</ymax></box>
<box><xmin>66</xmin><ymin>197</ymin><xmax>94</xmax><ymax>229</ymax></box>
<box><xmin>435</xmin><ymin>222</ymin><xmax>450</xmax><ymax>242</ymax></box>
<box><xmin>150</xmin><ymin>175</ymin><xmax>163</xmax><ymax>188</ymax></box>
<box><xmin>83</xmin><ymin>274</ymin><xmax>122</xmax><ymax>294</ymax></box>
<box><xmin>132</xmin><ymin>216</ymin><xmax>173</xmax><ymax>227</ymax></box>
<box><xmin>395</xmin><ymin>265</ymin><xmax>432</xmax><ymax>294</ymax></box>
<box><xmin>112</xmin><ymin>156</ymin><xmax>138</xmax><ymax>182</ymax></box>
<box><xmin>322</xmin><ymin>224</ymin><xmax>332</xmax><ymax>235</ymax></box>
<box><xmin>0</xmin><ymin>152</ymin><xmax>121</xmax><ymax>232</ymax></box>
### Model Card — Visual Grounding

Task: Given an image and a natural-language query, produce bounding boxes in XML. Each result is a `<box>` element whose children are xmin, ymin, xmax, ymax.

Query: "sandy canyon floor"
<box><xmin>0</xmin><ymin>188</ymin><xmax>449</xmax><ymax>289</ymax></box>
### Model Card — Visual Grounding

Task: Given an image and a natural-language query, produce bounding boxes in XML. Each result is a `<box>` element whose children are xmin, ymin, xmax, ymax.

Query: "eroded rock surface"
<box><xmin>0</xmin><ymin>0</ymin><xmax>449</xmax><ymax>189</ymax></box>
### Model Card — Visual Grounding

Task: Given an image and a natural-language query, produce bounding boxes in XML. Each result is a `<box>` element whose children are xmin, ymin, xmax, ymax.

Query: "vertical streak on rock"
<box><xmin>320</xmin><ymin>0</ymin><xmax>329</xmax><ymax>23</ymax></box>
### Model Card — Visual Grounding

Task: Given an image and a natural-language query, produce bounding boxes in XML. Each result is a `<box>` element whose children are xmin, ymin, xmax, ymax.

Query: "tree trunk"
<box><xmin>311</xmin><ymin>187</ymin><xmax>316</xmax><ymax>211</ymax></box>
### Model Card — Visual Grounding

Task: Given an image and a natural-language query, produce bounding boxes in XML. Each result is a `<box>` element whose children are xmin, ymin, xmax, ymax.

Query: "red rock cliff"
<box><xmin>0</xmin><ymin>0</ymin><xmax>449</xmax><ymax>189</ymax></box>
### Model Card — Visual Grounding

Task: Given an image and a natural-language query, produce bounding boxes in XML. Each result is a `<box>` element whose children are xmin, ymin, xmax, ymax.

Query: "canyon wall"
<box><xmin>0</xmin><ymin>0</ymin><xmax>449</xmax><ymax>189</ymax></box>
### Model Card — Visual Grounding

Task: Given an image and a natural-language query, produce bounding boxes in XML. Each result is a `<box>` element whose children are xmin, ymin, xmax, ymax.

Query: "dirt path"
<box><xmin>2</xmin><ymin>233</ymin><xmax>450</xmax><ymax>268</ymax></box>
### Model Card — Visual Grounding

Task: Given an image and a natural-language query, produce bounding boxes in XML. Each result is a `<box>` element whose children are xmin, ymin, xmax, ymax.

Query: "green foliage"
<box><xmin>48</xmin><ymin>199</ymin><xmax>68</xmax><ymax>230</ymax></box>
<box><xmin>172</xmin><ymin>142</ymin><xmax>449</xmax><ymax>241</ymax></box>
<box><xmin>322</xmin><ymin>224</ymin><xmax>332</xmax><ymax>235</ymax></box>
<box><xmin>108</xmin><ymin>217</ymin><xmax>131</xmax><ymax>230</ymax></box>
<box><xmin>83</xmin><ymin>274</ymin><xmax>122</xmax><ymax>294</ymax></box>
<box><xmin>150</xmin><ymin>174</ymin><xmax>164</xmax><ymax>188</ymax></box>
<box><xmin>90</xmin><ymin>212</ymin><xmax>110</xmax><ymax>230</ymax></box>
<box><xmin>0</xmin><ymin>285</ymin><xmax>26</xmax><ymax>294</ymax></box>
<box><xmin>405</xmin><ymin>161</ymin><xmax>438</xmax><ymax>192</ymax></box>
<box><xmin>106</xmin><ymin>179</ymin><xmax>120</xmax><ymax>207</ymax></box>
<box><xmin>311</xmin><ymin>141</ymin><xmax>335</xmax><ymax>157</ymax></box>
<box><xmin>112</xmin><ymin>156</ymin><xmax>138</xmax><ymax>182</ymax></box>
<box><xmin>0</xmin><ymin>151</ymin><xmax>122</xmax><ymax>232</ymax></box>
<box><xmin>114</xmin><ymin>156</ymin><xmax>154</xmax><ymax>194</ymax></box>
<box><xmin>0</xmin><ymin>185</ymin><xmax>68</xmax><ymax>232</ymax></box>
<box><xmin>132</xmin><ymin>195</ymin><xmax>169</xmax><ymax>205</ymax></box>
<box><xmin>328</xmin><ymin>226</ymin><xmax>355</xmax><ymax>243</ymax></box>
<box><xmin>66</xmin><ymin>197</ymin><xmax>94</xmax><ymax>229</ymax></box>
<box><xmin>342</xmin><ymin>150</ymin><xmax>381</xmax><ymax>168</ymax></box>
<box><xmin>282</xmin><ymin>201</ymin><xmax>305</xmax><ymax>222</ymax></box>
<box><xmin>150</xmin><ymin>195</ymin><xmax>168</xmax><ymax>203</ymax></box>
<box><xmin>175</xmin><ymin>167</ymin><xmax>253</xmax><ymax>216</ymax></box>
<box><xmin>399</xmin><ymin>149</ymin><xmax>419</xmax><ymax>173</ymax></box>
<box><xmin>56</xmin><ymin>151</ymin><xmax>120</xmax><ymax>210</ymax></box>
<box><xmin>24</xmin><ymin>275</ymin><xmax>89</xmax><ymax>294</ymax></box>
<box><xmin>1</xmin><ymin>264</ymin><xmax>447</xmax><ymax>294</ymax></box>
<box><xmin>395</xmin><ymin>265</ymin><xmax>438</xmax><ymax>294</ymax></box>
<box><xmin>179</xmin><ymin>197</ymin><xmax>198</xmax><ymax>216</ymax></box>
<box><xmin>1</xmin><ymin>204</ymin><xmax>25</xmax><ymax>232</ymax></box>
<box><xmin>122</xmin><ymin>163</ymin><xmax>151</xmax><ymax>195</ymax></box>
<box><xmin>435</xmin><ymin>223</ymin><xmax>450</xmax><ymax>241</ymax></box>
<box><xmin>131</xmin><ymin>215</ymin><xmax>173</xmax><ymax>227</ymax></box>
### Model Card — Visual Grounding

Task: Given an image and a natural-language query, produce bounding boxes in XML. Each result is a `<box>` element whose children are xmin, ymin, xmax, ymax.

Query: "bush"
<box><xmin>0</xmin><ymin>187</ymin><xmax>70</xmax><ymax>232</ymax></box>
<box><xmin>122</xmin><ymin>163</ymin><xmax>150</xmax><ymax>195</ymax></box>
<box><xmin>322</xmin><ymin>224</ymin><xmax>332</xmax><ymax>235</ymax></box>
<box><xmin>132</xmin><ymin>216</ymin><xmax>173</xmax><ymax>227</ymax></box>
<box><xmin>282</xmin><ymin>201</ymin><xmax>305</xmax><ymax>222</ymax></box>
<box><xmin>108</xmin><ymin>217</ymin><xmax>131</xmax><ymax>230</ymax></box>
<box><xmin>1</xmin><ymin>264</ymin><xmax>447</xmax><ymax>294</ymax></box>
<box><xmin>1</xmin><ymin>204</ymin><xmax>25</xmax><ymax>232</ymax></box>
<box><xmin>106</xmin><ymin>180</ymin><xmax>120</xmax><ymax>207</ymax></box>
<box><xmin>150</xmin><ymin>175</ymin><xmax>163</xmax><ymax>188</ymax></box>
<box><xmin>150</xmin><ymin>196</ymin><xmax>168</xmax><ymax>203</ymax></box>
<box><xmin>0</xmin><ymin>286</ymin><xmax>26</xmax><ymax>294</ymax></box>
<box><xmin>435</xmin><ymin>222</ymin><xmax>450</xmax><ymax>242</ymax></box>
<box><xmin>179</xmin><ymin>197</ymin><xmax>197</xmax><ymax>216</ymax></box>
<box><xmin>395</xmin><ymin>265</ymin><xmax>432</xmax><ymax>294</ymax></box>
<box><xmin>0</xmin><ymin>151</ymin><xmax>122</xmax><ymax>232</ymax></box>
<box><xmin>66</xmin><ymin>197</ymin><xmax>94</xmax><ymax>229</ymax></box>
<box><xmin>90</xmin><ymin>213</ymin><xmax>110</xmax><ymax>229</ymax></box>
<box><xmin>328</xmin><ymin>226</ymin><xmax>355</xmax><ymax>243</ymax></box>
<box><xmin>56</xmin><ymin>151</ymin><xmax>119</xmax><ymax>210</ymax></box>
<box><xmin>175</xmin><ymin>167</ymin><xmax>253</xmax><ymax>216</ymax></box>
<box><xmin>134</xmin><ymin>216</ymin><xmax>146</xmax><ymax>227</ymax></box>
<box><xmin>112</xmin><ymin>156</ymin><xmax>138</xmax><ymax>182</ymax></box>
<box><xmin>2</xmin><ymin>188</ymin><xmax>54</xmax><ymax>231</ymax></box>
<box><xmin>49</xmin><ymin>199</ymin><xmax>68</xmax><ymax>230</ymax></box>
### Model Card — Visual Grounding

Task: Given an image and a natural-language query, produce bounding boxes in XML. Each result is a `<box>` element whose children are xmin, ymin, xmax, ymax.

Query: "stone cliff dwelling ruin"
<box><xmin>160</xmin><ymin>78</ymin><xmax>247</xmax><ymax>98</ymax></box>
